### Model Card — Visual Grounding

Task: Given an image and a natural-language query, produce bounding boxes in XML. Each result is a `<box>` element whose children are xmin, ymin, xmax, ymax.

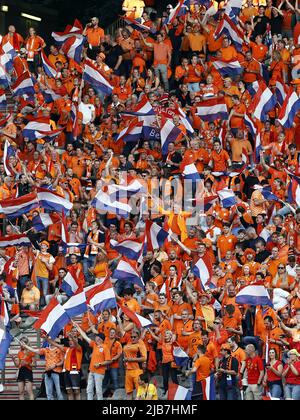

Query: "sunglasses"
<box><xmin>278</xmin><ymin>267</ymin><xmax>285</xmax><ymax>269</ymax></box>
<box><xmin>131</xmin><ymin>335</ymin><xmax>138</xmax><ymax>339</ymax></box>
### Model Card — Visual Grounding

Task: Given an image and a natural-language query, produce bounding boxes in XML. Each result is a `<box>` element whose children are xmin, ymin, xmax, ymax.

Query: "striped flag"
<box><xmin>84</xmin><ymin>278</ymin><xmax>117</xmax><ymax>314</ymax></box>
<box><xmin>33</xmin><ymin>297</ymin><xmax>70</xmax><ymax>339</ymax></box>
<box><xmin>83</xmin><ymin>59</ymin><xmax>113</xmax><ymax>96</ymax></box>
<box><xmin>236</xmin><ymin>283</ymin><xmax>272</xmax><ymax>306</ymax></box>
<box><xmin>202</xmin><ymin>374</ymin><xmax>216</xmax><ymax>400</ymax></box>
<box><xmin>0</xmin><ymin>192</ymin><xmax>39</xmax><ymax>219</ymax></box>
<box><xmin>112</xmin><ymin>257</ymin><xmax>144</xmax><ymax>288</ymax></box>
<box><xmin>118</xmin><ymin>304</ymin><xmax>152</xmax><ymax>328</ymax></box>
<box><xmin>168</xmin><ymin>383</ymin><xmax>191</xmax><ymax>400</ymax></box>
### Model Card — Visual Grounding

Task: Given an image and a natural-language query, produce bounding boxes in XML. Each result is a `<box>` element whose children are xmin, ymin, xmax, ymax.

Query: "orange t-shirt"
<box><xmin>194</xmin><ymin>355</ymin><xmax>211</xmax><ymax>382</ymax></box>
<box><xmin>89</xmin><ymin>341</ymin><xmax>111</xmax><ymax>374</ymax></box>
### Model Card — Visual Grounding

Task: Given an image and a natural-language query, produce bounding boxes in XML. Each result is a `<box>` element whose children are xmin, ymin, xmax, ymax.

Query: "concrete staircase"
<box><xmin>0</xmin><ymin>329</ymin><xmax>45</xmax><ymax>401</ymax></box>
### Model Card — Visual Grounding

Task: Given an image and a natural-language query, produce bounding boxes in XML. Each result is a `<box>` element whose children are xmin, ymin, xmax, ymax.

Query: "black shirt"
<box><xmin>143</xmin><ymin>259</ymin><xmax>162</xmax><ymax>283</ymax></box>
<box><xmin>255</xmin><ymin>249</ymin><xmax>271</xmax><ymax>264</ymax></box>
<box><xmin>271</xmin><ymin>15</ymin><xmax>283</xmax><ymax>35</ymax></box>
<box><xmin>218</xmin><ymin>356</ymin><xmax>239</xmax><ymax>388</ymax></box>
<box><xmin>253</xmin><ymin>15</ymin><xmax>270</xmax><ymax>37</ymax></box>
<box><xmin>105</xmin><ymin>44</ymin><xmax>124</xmax><ymax>70</ymax></box>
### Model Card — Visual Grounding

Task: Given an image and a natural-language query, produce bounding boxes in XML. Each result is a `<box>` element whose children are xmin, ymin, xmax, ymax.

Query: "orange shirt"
<box><xmin>105</xmin><ymin>338</ymin><xmax>123</xmax><ymax>368</ymax></box>
<box><xmin>194</xmin><ymin>355</ymin><xmax>211</xmax><ymax>382</ymax></box>
<box><xmin>188</xmin><ymin>332</ymin><xmax>202</xmax><ymax>358</ymax></box>
<box><xmin>210</xmin><ymin>150</ymin><xmax>230</xmax><ymax>172</ymax></box>
<box><xmin>97</xmin><ymin>321</ymin><xmax>117</xmax><ymax>338</ymax></box>
<box><xmin>217</xmin><ymin>235</ymin><xmax>237</xmax><ymax>260</ymax></box>
<box><xmin>86</xmin><ymin>27</ymin><xmax>105</xmax><ymax>47</ymax></box>
<box><xmin>89</xmin><ymin>341</ymin><xmax>111</xmax><ymax>374</ymax></box>
<box><xmin>123</xmin><ymin>339</ymin><xmax>147</xmax><ymax>370</ymax></box>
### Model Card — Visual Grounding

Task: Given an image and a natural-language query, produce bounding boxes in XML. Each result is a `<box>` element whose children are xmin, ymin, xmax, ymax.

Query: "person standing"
<box><xmin>74</xmin><ymin>323</ymin><xmax>111</xmax><ymax>400</ymax></box>
<box><xmin>217</xmin><ymin>344</ymin><xmax>239</xmax><ymax>400</ymax></box>
<box><xmin>242</xmin><ymin>344</ymin><xmax>265</xmax><ymax>400</ymax></box>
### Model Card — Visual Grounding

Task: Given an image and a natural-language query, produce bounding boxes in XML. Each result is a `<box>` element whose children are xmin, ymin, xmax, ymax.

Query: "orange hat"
<box><xmin>202</xmin><ymin>238</ymin><xmax>212</xmax><ymax>248</ymax></box>
<box><xmin>40</xmin><ymin>240</ymin><xmax>50</xmax><ymax>248</ymax></box>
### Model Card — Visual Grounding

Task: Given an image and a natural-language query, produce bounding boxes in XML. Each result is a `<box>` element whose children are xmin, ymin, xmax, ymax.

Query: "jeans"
<box><xmin>285</xmin><ymin>384</ymin><xmax>300</xmax><ymax>400</ymax></box>
<box><xmin>219</xmin><ymin>386</ymin><xmax>239</xmax><ymax>400</ymax></box>
<box><xmin>155</xmin><ymin>64</ymin><xmax>169</xmax><ymax>91</ymax></box>
<box><xmin>36</xmin><ymin>276</ymin><xmax>49</xmax><ymax>306</ymax></box>
<box><xmin>17</xmin><ymin>275</ymin><xmax>30</xmax><ymax>300</ymax></box>
<box><xmin>87</xmin><ymin>372</ymin><xmax>105</xmax><ymax>400</ymax></box>
<box><xmin>83</xmin><ymin>255</ymin><xmax>96</xmax><ymax>285</ymax></box>
<box><xmin>162</xmin><ymin>362</ymin><xmax>178</xmax><ymax>392</ymax></box>
<box><xmin>44</xmin><ymin>372</ymin><xmax>64</xmax><ymax>400</ymax></box>
<box><xmin>188</xmin><ymin>82</ymin><xmax>200</xmax><ymax>93</ymax></box>
<box><xmin>103</xmin><ymin>368</ymin><xmax>119</xmax><ymax>392</ymax></box>
<box><xmin>269</xmin><ymin>382</ymin><xmax>282</xmax><ymax>399</ymax></box>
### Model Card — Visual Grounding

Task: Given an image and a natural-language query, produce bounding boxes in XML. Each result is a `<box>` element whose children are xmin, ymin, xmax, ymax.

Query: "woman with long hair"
<box><xmin>263</xmin><ymin>348</ymin><xmax>283</xmax><ymax>398</ymax></box>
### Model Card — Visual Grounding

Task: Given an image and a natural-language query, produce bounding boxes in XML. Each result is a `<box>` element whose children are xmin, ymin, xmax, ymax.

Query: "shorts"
<box><xmin>125</xmin><ymin>369</ymin><xmax>143</xmax><ymax>394</ymax></box>
<box><xmin>17</xmin><ymin>367</ymin><xmax>33</xmax><ymax>383</ymax></box>
<box><xmin>64</xmin><ymin>371</ymin><xmax>81</xmax><ymax>390</ymax></box>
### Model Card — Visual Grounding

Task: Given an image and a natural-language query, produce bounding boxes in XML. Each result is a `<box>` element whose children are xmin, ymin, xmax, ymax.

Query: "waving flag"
<box><xmin>85</xmin><ymin>279</ymin><xmax>117</xmax><ymax>314</ymax></box>
<box><xmin>0</xmin><ymin>91</ymin><xmax>7</xmax><ymax>110</ymax></box>
<box><xmin>173</xmin><ymin>345</ymin><xmax>189</xmax><ymax>367</ymax></box>
<box><xmin>3</xmin><ymin>140</ymin><xmax>14</xmax><ymax>176</ymax></box>
<box><xmin>92</xmin><ymin>190</ymin><xmax>132</xmax><ymax>217</ymax></box>
<box><xmin>113</xmin><ymin>257</ymin><xmax>144</xmax><ymax>288</ymax></box>
<box><xmin>260</xmin><ymin>187</ymin><xmax>280</xmax><ymax>202</ymax></box>
<box><xmin>160</xmin><ymin>119</ymin><xmax>181</xmax><ymax>155</ymax></box>
<box><xmin>43</xmin><ymin>88</ymin><xmax>62</xmax><ymax>104</ymax></box>
<box><xmin>0</xmin><ymin>329</ymin><xmax>12</xmax><ymax>370</ymax></box>
<box><xmin>32</xmin><ymin>213</ymin><xmax>60</xmax><ymax>232</ymax></box>
<box><xmin>248</xmin><ymin>81</ymin><xmax>276</xmax><ymax>122</ymax></box>
<box><xmin>61</xmin><ymin>210</ymin><xmax>69</xmax><ymax>244</ymax></box>
<box><xmin>225</xmin><ymin>0</ymin><xmax>243</xmax><ymax>22</ymax></box>
<box><xmin>33</xmin><ymin>297</ymin><xmax>70</xmax><ymax>339</ymax></box>
<box><xmin>61</xmin><ymin>269</ymin><xmax>80</xmax><ymax>297</ymax></box>
<box><xmin>202</xmin><ymin>374</ymin><xmax>216</xmax><ymax>400</ymax></box>
<box><xmin>176</xmin><ymin>106</ymin><xmax>194</xmax><ymax>135</ymax></box>
<box><xmin>11</xmin><ymin>71</ymin><xmax>35</xmax><ymax>97</ymax></box>
<box><xmin>0</xmin><ymin>64</ymin><xmax>9</xmax><ymax>89</ymax></box>
<box><xmin>117</xmin><ymin>120</ymin><xmax>143</xmax><ymax>142</ymax></box>
<box><xmin>83</xmin><ymin>60</ymin><xmax>113</xmax><ymax>95</ymax></box>
<box><xmin>192</xmin><ymin>253</ymin><xmax>213</xmax><ymax>288</ymax></box>
<box><xmin>63</xmin><ymin>290</ymin><xmax>87</xmax><ymax>318</ymax></box>
<box><xmin>0</xmin><ymin>52</ymin><xmax>14</xmax><ymax>73</ymax></box>
<box><xmin>23</xmin><ymin>117</ymin><xmax>52</xmax><ymax>140</ymax></box>
<box><xmin>236</xmin><ymin>283</ymin><xmax>272</xmax><ymax>306</ymax></box>
<box><xmin>145</xmin><ymin>220</ymin><xmax>169</xmax><ymax>252</ymax></box>
<box><xmin>110</xmin><ymin>237</ymin><xmax>144</xmax><ymax>260</ymax></box>
<box><xmin>164</xmin><ymin>0</ymin><xmax>185</xmax><ymax>24</ymax></box>
<box><xmin>168</xmin><ymin>384</ymin><xmax>191</xmax><ymax>400</ymax></box>
<box><xmin>121</xmin><ymin>16</ymin><xmax>150</xmax><ymax>32</ymax></box>
<box><xmin>52</xmin><ymin>19</ymin><xmax>83</xmax><ymax>43</ymax></box>
<box><xmin>212</xmin><ymin>59</ymin><xmax>243</xmax><ymax>78</ymax></box>
<box><xmin>275</xmin><ymin>79</ymin><xmax>288</xmax><ymax>106</ymax></box>
<box><xmin>37</xmin><ymin>187</ymin><xmax>73</xmax><ymax>213</ymax></box>
<box><xmin>196</xmin><ymin>98</ymin><xmax>228</xmax><ymax>122</ymax></box>
<box><xmin>118</xmin><ymin>304</ymin><xmax>152</xmax><ymax>328</ymax></box>
<box><xmin>287</xmin><ymin>171</ymin><xmax>300</xmax><ymax>207</ymax></box>
<box><xmin>183</xmin><ymin>163</ymin><xmax>201</xmax><ymax>182</ymax></box>
<box><xmin>277</xmin><ymin>88</ymin><xmax>300</xmax><ymax>129</ymax></box>
<box><xmin>61</xmin><ymin>35</ymin><xmax>85</xmax><ymax>64</ymax></box>
<box><xmin>244</xmin><ymin>113</ymin><xmax>257</xmax><ymax>138</ymax></box>
<box><xmin>217</xmin><ymin>188</ymin><xmax>237</xmax><ymax>208</ymax></box>
<box><xmin>71</xmin><ymin>102</ymin><xmax>80</xmax><ymax>139</ymax></box>
<box><xmin>122</xmin><ymin>95</ymin><xmax>156</xmax><ymax>117</ymax></box>
<box><xmin>108</xmin><ymin>179</ymin><xmax>145</xmax><ymax>200</ymax></box>
<box><xmin>247</xmin><ymin>80</ymin><xmax>260</xmax><ymax>98</ymax></box>
<box><xmin>214</xmin><ymin>14</ymin><xmax>244</xmax><ymax>50</ymax></box>
<box><xmin>0</xmin><ymin>234</ymin><xmax>32</xmax><ymax>248</ymax></box>
<box><xmin>0</xmin><ymin>192</ymin><xmax>39</xmax><ymax>219</ymax></box>
<box><xmin>41</xmin><ymin>50</ymin><xmax>58</xmax><ymax>78</ymax></box>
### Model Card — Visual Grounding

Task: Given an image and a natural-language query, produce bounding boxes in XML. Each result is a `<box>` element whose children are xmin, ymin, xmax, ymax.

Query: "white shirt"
<box><xmin>79</xmin><ymin>102</ymin><xmax>95</xmax><ymax>124</ymax></box>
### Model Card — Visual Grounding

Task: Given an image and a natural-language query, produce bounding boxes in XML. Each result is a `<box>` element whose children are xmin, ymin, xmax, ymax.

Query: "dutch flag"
<box><xmin>168</xmin><ymin>383</ymin><xmax>191</xmax><ymax>401</ymax></box>
<box><xmin>84</xmin><ymin>278</ymin><xmax>117</xmax><ymax>315</ymax></box>
<box><xmin>36</xmin><ymin>187</ymin><xmax>73</xmax><ymax>213</ymax></box>
<box><xmin>196</xmin><ymin>98</ymin><xmax>228</xmax><ymax>122</ymax></box>
<box><xmin>236</xmin><ymin>283</ymin><xmax>272</xmax><ymax>306</ymax></box>
<box><xmin>11</xmin><ymin>71</ymin><xmax>35</xmax><ymax>97</ymax></box>
<box><xmin>217</xmin><ymin>188</ymin><xmax>237</xmax><ymax>208</ymax></box>
<box><xmin>277</xmin><ymin>87</ymin><xmax>300</xmax><ymax>129</ymax></box>
<box><xmin>0</xmin><ymin>192</ymin><xmax>39</xmax><ymax>219</ymax></box>
<box><xmin>110</xmin><ymin>237</ymin><xmax>144</xmax><ymax>260</ymax></box>
<box><xmin>118</xmin><ymin>304</ymin><xmax>152</xmax><ymax>328</ymax></box>
<box><xmin>33</xmin><ymin>297</ymin><xmax>71</xmax><ymax>339</ymax></box>
<box><xmin>160</xmin><ymin>118</ymin><xmax>181</xmax><ymax>155</ymax></box>
<box><xmin>62</xmin><ymin>290</ymin><xmax>87</xmax><ymax>318</ymax></box>
<box><xmin>83</xmin><ymin>59</ymin><xmax>113</xmax><ymax>96</ymax></box>
<box><xmin>112</xmin><ymin>257</ymin><xmax>145</xmax><ymax>288</ymax></box>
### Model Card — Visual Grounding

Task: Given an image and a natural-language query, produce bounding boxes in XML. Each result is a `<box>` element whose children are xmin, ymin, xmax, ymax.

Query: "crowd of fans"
<box><xmin>0</xmin><ymin>0</ymin><xmax>300</xmax><ymax>401</ymax></box>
